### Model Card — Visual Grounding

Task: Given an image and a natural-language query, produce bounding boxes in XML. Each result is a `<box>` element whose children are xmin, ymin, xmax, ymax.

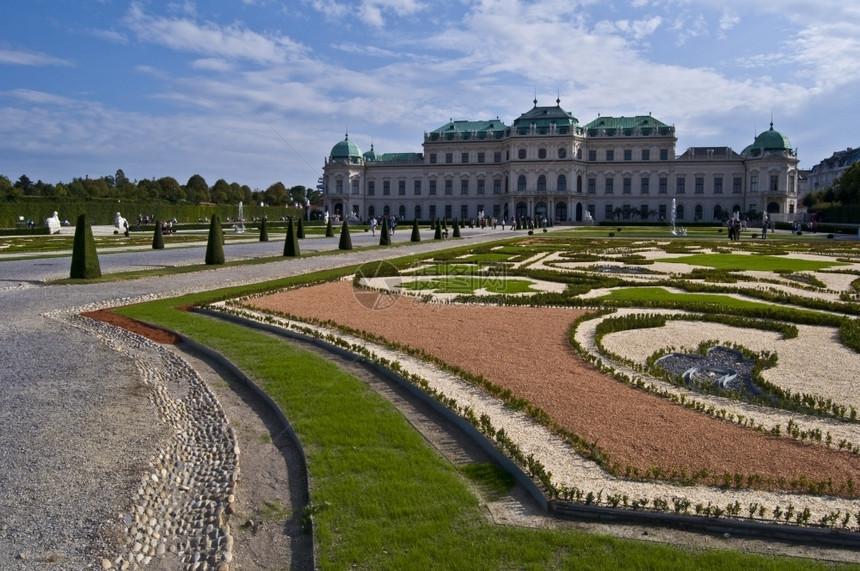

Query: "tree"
<box><xmin>212</xmin><ymin>178</ymin><xmax>231</xmax><ymax>204</ymax></box>
<box><xmin>283</xmin><ymin>217</ymin><xmax>300</xmax><ymax>257</ymax></box>
<box><xmin>410</xmin><ymin>218</ymin><xmax>421</xmax><ymax>242</ymax></box>
<box><xmin>157</xmin><ymin>176</ymin><xmax>185</xmax><ymax>203</ymax></box>
<box><xmin>185</xmin><ymin>174</ymin><xmax>210</xmax><ymax>204</ymax></box>
<box><xmin>69</xmin><ymin>213</ymin><xmax>101</xmax><ymax>279</ymax></box>
<box><xmin>152</xmin><ymin>220</ymin><xmax>165</xmax><ymax>249</ymax></box>
<box><xmin>338</xmin><ymin>220</ymin><xmax>352</xmax><ymax>250</ymax></box>
<box><xmin>452</xmin><ymin>218</ymin><xmax>461</xmax><ymax>238</ymax></box>
<box><xmin>259</xmin><ymin>216</ymin><xmax>269</xmax><ymax>242</ymax></box>
<box><xmin>14</xmin><ymin>174</ymin><xmax>32</xmax><ymax>192</ymax></box>
<box><xmin>434</xmin><ymin>219</ymin><xmax>442</xmax><ymax>240</ymax></box>
<box><xmin>205</xmin><ymin>215</ymin><xmax>225</xmax><ymax>265</ymax></box>
<box><xmin>115</xmin><ymin>169</ymin><xmax>129</xmax><ymax>186</ymax></box>
<box><xmin>264</xmin><ymin>182</ymin><xmax>288</xmax><ymax>206</ymax></box>
<box><xmin>325</xmin><ymin>216</ymin><xmax>334</xmax><ymax>237</ymax></box>
<box><xmin>835</xmin><ymin>162</ymin><xmax>860</xmax><ymax>205</ymax></box>
<box><xmin>379</xmin><ymin>216</ymin><xmax>390</xmax><ymax>245</ymax></box>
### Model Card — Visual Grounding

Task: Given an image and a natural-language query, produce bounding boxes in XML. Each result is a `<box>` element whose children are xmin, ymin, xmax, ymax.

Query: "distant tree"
<box><xmin>835</xmin><ymin>162</ymin><xmax>860</xmax><ymax>205</ymax></box>
<box><xmin>212</xmin><ymin>178</ymin><xmax>231</xmax><ymax>204</ymax></box>
<box><xmin>288</xmin><ymin>185</ymin><xmax>308</xmax><ymax>206</ymax></box>
<box><xmin>157</xmin><ymin>176</ymin><xmax>185</xmax><ymax>203</ymax></box>
<box><xmin>0</xmin><ymin>174</ymin><xmax>18</xmax><ymax>200</ymax></box>
<box><xmin>185</xmin><ymin>174</ymin><xmax>210</xmax><ymax>204</ymax></box>
<box><xmin>265</xmin><ymin>182</ymin><xmax>288</xmax><ymax>206</ymax></box>
<box><xmin>69</xmin><ymin>213</ymin><xmax>101</xmax><ymax>279</ymax></box>
<box><xmin>14</xmin><ymin>174</ymin><xmax>32</xmax><ymax>192</ymax></box>
<box><xmin>115</xmin><ymin>169</ymin><xmax>129</xmax><ymax>186</ymax></box>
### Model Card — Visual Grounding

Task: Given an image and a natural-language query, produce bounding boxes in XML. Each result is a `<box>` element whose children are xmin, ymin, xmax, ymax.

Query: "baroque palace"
<box><xmin>322</xmin><ymin>99</ymin><xmax>799</xmax><ymax>225</ymax></box>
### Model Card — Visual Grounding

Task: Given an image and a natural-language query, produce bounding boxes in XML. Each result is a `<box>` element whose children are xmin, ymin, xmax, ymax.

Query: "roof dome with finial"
<box><xmin>329</xmin><ymin>133</ymin><xmax>363</xmax><ymax>163</ymax></box>
<box><xmin>742</xmin><ymin>122</ymin><xmax>793</xmax><ymax>156</ymax></box>
<box><xmin>362</xmin><ymin>143</ymin><xmax>379</xmax><ymax>161</ymax></box>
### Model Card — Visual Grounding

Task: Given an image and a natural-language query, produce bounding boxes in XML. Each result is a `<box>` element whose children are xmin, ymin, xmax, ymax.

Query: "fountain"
<box><xmin>234</xmin><ymin>201</ymin><xmax>245</xmax><ymax>233</ymax></box>
<box><xmin>670</xmin><ymin>198</ymin><xmax>677</xmax><ymax>235</ymax></box>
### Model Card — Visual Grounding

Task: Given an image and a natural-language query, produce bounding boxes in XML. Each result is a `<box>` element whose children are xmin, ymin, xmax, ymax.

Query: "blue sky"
<box><xmin>2</xmin><ymin>1</ymin><xmax>859</xmax><ymax>190</ymax></box>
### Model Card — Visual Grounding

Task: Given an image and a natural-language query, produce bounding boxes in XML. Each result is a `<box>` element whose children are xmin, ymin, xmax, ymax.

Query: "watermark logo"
<box><xmin>352</xmin><ymin>261</ymin><xmax>402</xmax><ymax>311</ymax></box>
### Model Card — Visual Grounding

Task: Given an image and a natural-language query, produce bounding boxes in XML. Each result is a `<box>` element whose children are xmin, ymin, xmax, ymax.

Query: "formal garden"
<box><xmin>108</xmin><ymin>228</ymin><xmax>860</xmax><ymax>568</ymax></box>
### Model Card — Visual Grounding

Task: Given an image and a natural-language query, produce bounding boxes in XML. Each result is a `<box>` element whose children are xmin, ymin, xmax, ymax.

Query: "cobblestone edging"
<box><xmin>67</xmin><ymin>314</ymin><xmax>238</xmax><ymax>571</ymax></box>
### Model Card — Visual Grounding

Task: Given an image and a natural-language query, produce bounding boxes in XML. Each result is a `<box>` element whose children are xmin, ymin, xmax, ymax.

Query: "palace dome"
<box><xmin>330</xmin><ymin>134</ymin><xmax>363</xmax><ymax>162</ymax></box>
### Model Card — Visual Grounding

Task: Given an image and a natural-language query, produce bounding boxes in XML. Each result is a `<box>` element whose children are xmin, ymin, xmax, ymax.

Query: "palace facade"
<box><xmin>322</xmin><ymin>100</ymin><xmax>799</xmax><ymax>224</ymax></box>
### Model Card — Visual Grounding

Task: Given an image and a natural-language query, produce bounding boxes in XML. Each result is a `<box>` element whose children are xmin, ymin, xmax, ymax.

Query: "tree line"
<box><xmin>0</xmin><ymin>169</ymin><xmax>323</xmax><ymax>207</ymax></box>
<box><xmin>802</xmin><ymin>162</ymin><xmax>860</xmax><ymax>209</ymax></box>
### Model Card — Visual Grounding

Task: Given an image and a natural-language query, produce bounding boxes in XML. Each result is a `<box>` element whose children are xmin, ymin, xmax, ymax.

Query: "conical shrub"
<box><xmin>338</xmin><ymin>221</ymin><xmax>352</xmax><ymax>250</ymax></box>
<box><xmin>453</xmin><ymin>218</ymin><xmax>461</xmax><ymax>238</ymax></box>
<box><xmin>283</xmin><ymin>217</ymin><xmax>300</xmax><ymax>257</ymax></box>
<box><xmin>434</xmin><ymin>219</ymin><xmax>442</xmax><ymax>240</ymax></box>
<box><xmin>379</xmin><ymin>216</ymin><xmax>390</xmax><ymax>246</ymax></box>
<box><xmin>325</xmin><ymin>217</ymin><xmax>334</xmax><ymax>237</ymax></box>
<box><xmin>259</xmin><ymin>216</ymin><xmax>269</xmax><ymax>242</ymax></box>
<box><xmin>69</xmin><ymin>213</ymin><xmax>101</xmax><ymax>279</ymax></box>
<box><xmin>410</xmin><ymin>218</ymin><xmax>421</xmax><ymax>242</ymax></box>
<box><xmin>152</xmin><ymin>220</ymin><xmax>164</xmax><ymax>249</ymax></box>
<box><xmin>205</xmin><ymin>214</ymin><xmax>225</xmax><ymax>265</ymax></box>
<box><xmin>297</xmin><ymin>217</ymin><xmax>305</xmax><ymax>239</ymax></box>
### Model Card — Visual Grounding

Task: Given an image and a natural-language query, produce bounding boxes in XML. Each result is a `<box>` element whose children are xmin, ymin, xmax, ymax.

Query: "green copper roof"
<box><xmin>742</xmin><ymin>123</ymin><xmax>792</xmax><ymax>156</ymax></box>
<box><xmin>430</xmin><ymin>119</ymin><xmax>508</xmax><ymax>135</ymax></box>
<box><xmin>378</xmin><ymin>152</ymin><xmax>423</xmax><ymax>162</ymax></box>
<box><xmin>330</xmin><ymin>134</ymin><xmax>363</xmax><ymax>161</ymax></box>
<box><xmin>584</xmin><ymin>114</ymin><xmax>671</xmax><ymax>136</ymax></box>
<box><xmin>513</xmin><ymin>102</ymin><xmax>579</xmax><ymax>126</ymax></box>
<box><xmin>363</xmin><ymin>143</ymin><xmax>379</xmax><ymax>161</ymax></box>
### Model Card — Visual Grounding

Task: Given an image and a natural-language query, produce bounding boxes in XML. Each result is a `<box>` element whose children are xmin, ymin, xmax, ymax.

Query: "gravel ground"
<box><xmin>0</xmin><ymin>226</ymin><xmax>520</xmax><ymax>570</ymax></box>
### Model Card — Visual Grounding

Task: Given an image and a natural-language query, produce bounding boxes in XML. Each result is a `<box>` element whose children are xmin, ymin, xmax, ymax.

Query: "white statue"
<box><xmin>45</xmin><ymin>211</ymin><xmax>61</xmax><ymax>234</ymax></box>
<box><xmin>114</xmin><ymin>211</ymin><xmax>129</xmax><ymax>235</ymax></box>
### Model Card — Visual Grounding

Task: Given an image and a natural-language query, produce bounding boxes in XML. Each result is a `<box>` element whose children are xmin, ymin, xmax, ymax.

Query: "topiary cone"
<box><xmin>379</xmin><ymin>216</ymin><xmax>390</xmax><ymax>246</ymax></box>
<box><xmin>283</xmin><ymin>217</ymin><xmax>300</xmax><ymax>257</ymax></box>
<box><xmin>410</xmin><ymin>218</ymin><xmax>421</xmax><ymax>242</ymax></box>
<box><xmin>434</xmin><ymin>219</ymin><xmax>442</xmax><ymax>240</ymax></box>
<box><xmin>69</xmin><ymin>213</ymin><xmax>101</xmax><ymax>279</ymax></box>
<box><xmin>338</xmin><ymin>220</ymin><xmax>352</xmax><ymax>250</ymax></box>
<box><xmin>205</xmin><ymin>214</ymin><xmax>225</xmax><ymax>265</ymax></box>
<box><xmin>453</xmin><ymin>218</ymin><xmax>461</xmax><ymax>238</ymax></box>
<box><xmin>325</xmin><ymin>217</ymin><xmax>334</xmax><ymax>237</ymax></box>
<box><xmin>152</xmin><ymin>220</ymin><xmax>164</xmax><ymax>249</ymax></box>
<box><xmin>297</xmin><ymin>217</ymin><xmax>305</xmax><ymax>239</ymax></box>
<box><xmin>259</xmin><ymin>216</ymin><xmax>269</xmax><ymax>242</ymax></box>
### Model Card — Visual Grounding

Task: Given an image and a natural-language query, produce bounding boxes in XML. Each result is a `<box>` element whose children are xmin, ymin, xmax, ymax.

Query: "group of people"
<box><xmin>369</xmin><ymin>215</ymin><xmax>398</xmax><ymax>235</ymax></box>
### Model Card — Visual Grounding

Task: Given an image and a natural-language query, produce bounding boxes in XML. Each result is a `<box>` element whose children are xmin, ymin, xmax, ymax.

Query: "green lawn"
<box><xmin>400</xmin><ymin>275</ymin><xmax>536</xmax><ymax>294</ymax></box>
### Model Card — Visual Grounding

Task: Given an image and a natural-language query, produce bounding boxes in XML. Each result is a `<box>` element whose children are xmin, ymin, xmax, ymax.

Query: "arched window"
<box><xmin>368</xmin><ymin>205</ymin><xmax>375</xmax><ymax>219</ymax></box>
<box><xmin>557</xmin><ymin>174</ymin><xmax>567</xmax><ymax>192</ymax></box>
<box><xmin>518</xmin><ymin>148</ymin><xmax>527</xmax><ymax>159</ymax></box>
<box><xmin>414</xmin><ymin>205</ymin><xmax>422</xmax><ymax>220</ymax></box>
<box><xmin>517</xmin><ymin>175</ymin><xmax>527</xmax><ymax>191</ymax></box>
<box><xmin>383</xmin><ymin>204</ymin><xmax>390</xmax><ymax>216</ymax></box>
<box><xmin>676</xmin><ymin>204</ymin><xmax>685</xmax><ymax>220</ymax></box>
<box><xmin>694</xmin><ymin>204</ymin><xmax>703</xmax><ymax>221</ymax></box>
<box><xmin>713</xmin><ymin>205</ymin><xmax>722</xmax><ymax>220</ymax></box>
<box><xmin>399</xmin><ymin>205</ymin><xmax>406</xmax><ymax>219</ymax></box>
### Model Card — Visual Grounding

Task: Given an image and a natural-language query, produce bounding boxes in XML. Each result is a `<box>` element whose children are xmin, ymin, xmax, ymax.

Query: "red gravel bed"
<box><xmin>245</xmin><ymin>281</ymin><xmax>860</xmax><ymax>494</ymax></box>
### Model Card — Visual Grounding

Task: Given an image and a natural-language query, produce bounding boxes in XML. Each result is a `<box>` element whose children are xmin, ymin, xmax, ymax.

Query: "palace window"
<box><xmin>517</xmin><ymin>175</ymin><xmax>527</xmax><ymax>191</ymax></box>
<box><xmin>624</xmin><ymin>149</ymin><xmax>632</xmax><ymax>161</ymax></box>
<box><xmin>676</xmin><ymin>177</ymin><xmax>686</xmax><ymax>194</ymax></box>
<box><xmin>604</xmin><ymin>178</ymin><xmax>613</xmax><ymax>194</ymax></box>
<box><xmin>429</xmin><ymin>180</ymin><xmax>437</xmax><ymax>195</ymax></box>
<box><xmin>623</xmin><ymin>178</ymin><xmax>631</xmax><ymax>194</ymax></box>
<box><xmin>606</xmin><ymin>149</ymin><xmax>615</xmax><ymax>161</ymax></box>
<box><xmin>714</xmin><ymin>177</ymin><xmax>723</xmax><ymax>194</ymax></box>
<box><xmin>695</xmin><ymin>177</ymin><xmax>704</xmax><ymax>194</ymax></box>
<box><xmin>445</xmin><ymin>180</ymin><xmax>453</xmax><ymax>195</ymax></box>
<box><xmin>659</xmin><ymin>177</ymin><xmax>667</xmax><ymax>194</ymax></box>
<box><xmin>368</xmin><ymin>181</ymin><xmax>375</xmax><ymax>196</ymax></box>
<box><xmin>461</xmin><ymin>179</ymin><xmax>469</xmax><ymax>195</ymax></box>
<box><xmin>640</xmin><ymin>177</ymin><xmax>649</xmax><ymax>194</ymax></box>
<box><xmin>493</xmin><ymin>179</ymin><xmax>502</xmax><ymax>194</ymax></box>
<box><xmin>383</xmin><ymin>181</ymin><xmax>390</xmax><ymax>195</ymax></box>
<box><xmin>414</xmin><ymin>180</ymin><xmax>422</xmax><ymax>195</ymax></box>
<box><xmin>398</xmin><ymin>180</ymin><xmax>406</xmax><ymax>195</ymax></box>
<box><xmin>557</xmin><ymin>174</ymin><xmax>567</xmax><ymax>192</ymax></box>
<box><xmin>642</xmin><ymin>149</ymin><xmax>650</xmax><ymax>161</ymax></box>
<box><xmin>477</xmin><ymin>179</ymin><xmax>485</xmax><ymax>195</ymax></box>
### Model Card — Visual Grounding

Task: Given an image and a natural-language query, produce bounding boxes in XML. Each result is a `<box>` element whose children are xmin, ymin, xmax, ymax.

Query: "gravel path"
<box><xmin>0</xmin><ymin>226</ymin><xmax>517</xmax><ymax>569</ymax></box>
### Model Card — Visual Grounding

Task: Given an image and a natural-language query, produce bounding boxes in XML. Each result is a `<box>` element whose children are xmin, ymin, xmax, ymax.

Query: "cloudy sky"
<box><xmin>2</xmin><ymin>1</ymin><xmax>859</xmax><ymax>190</ymax></box>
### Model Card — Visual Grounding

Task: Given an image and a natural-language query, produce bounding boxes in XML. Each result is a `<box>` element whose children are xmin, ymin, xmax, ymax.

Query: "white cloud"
<box><xmin>0</xmin><ymin>49</ymin><xmax>72</xmax><ymax>67</ymax></box>
<box><xmin>124</xmin><ymin>3</ymin><xmax>308</xmax><ymax>64</ymax></box>
<box><xmin>308</xmin><ymin>0</ymin><xmax>427</xmax><ymax>27</ymax></box>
